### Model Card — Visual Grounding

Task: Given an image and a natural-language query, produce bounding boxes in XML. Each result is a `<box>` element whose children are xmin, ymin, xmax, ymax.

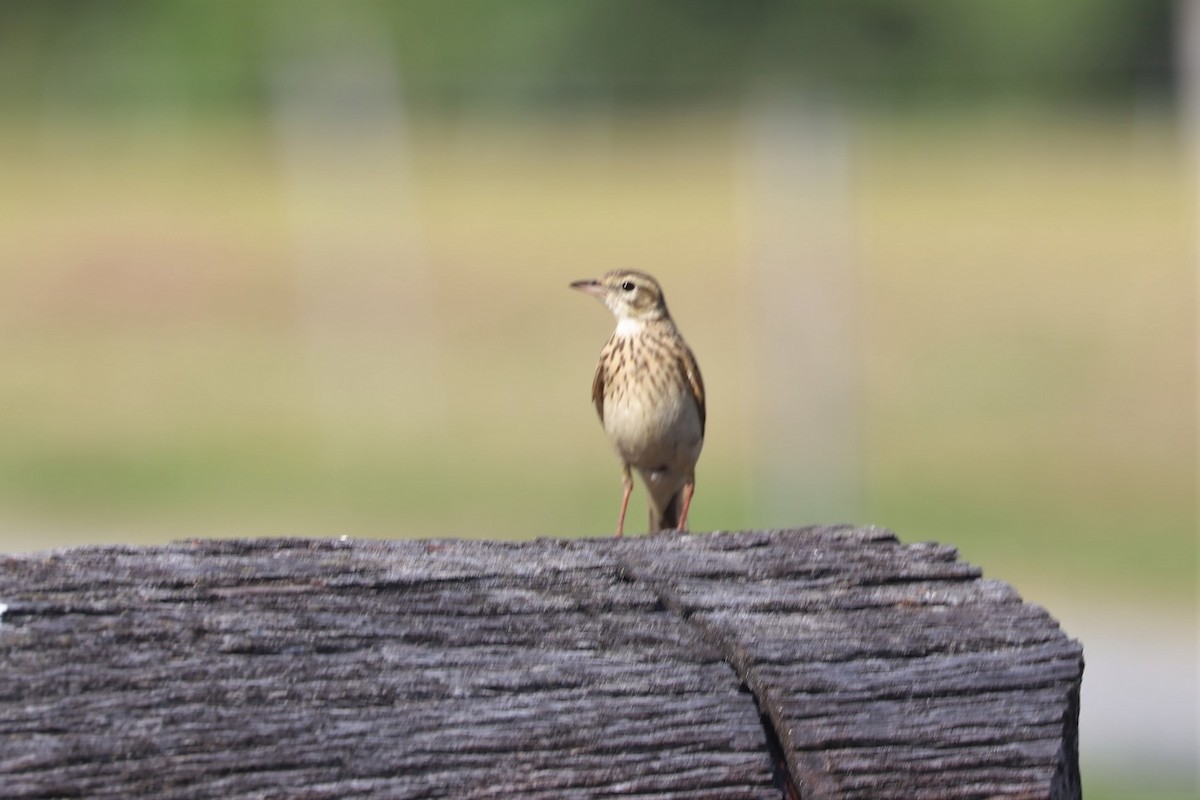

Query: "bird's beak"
<box><xmin>569</xmin><ymin>279</ymin><xmax>606</xmax><ymax>298</ymax></box>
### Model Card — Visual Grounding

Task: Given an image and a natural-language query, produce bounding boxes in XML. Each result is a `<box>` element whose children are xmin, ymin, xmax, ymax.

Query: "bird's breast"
<box><xmin>599</xmin><ymin>331</ymin><xmax>703</xmax><ymax>469</ymax></box>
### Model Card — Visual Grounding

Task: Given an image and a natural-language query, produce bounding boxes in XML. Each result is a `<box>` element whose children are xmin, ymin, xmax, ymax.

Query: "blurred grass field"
<box><xmin>0</xmin><ymin>109</ymin><xmax>1193</xmax><ymax>615</ymax></box>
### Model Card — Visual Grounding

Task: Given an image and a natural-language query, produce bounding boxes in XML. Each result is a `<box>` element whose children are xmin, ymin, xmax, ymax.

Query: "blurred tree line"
<box><xmin>0</xmin><ymin>0</ymin><xmax>1177</xmax><ymax>114</ymax></box>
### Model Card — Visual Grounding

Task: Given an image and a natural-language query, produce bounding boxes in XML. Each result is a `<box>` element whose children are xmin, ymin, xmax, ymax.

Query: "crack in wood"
<box><xmin>616</xmin><ymin>551</ymin><xmax>804</xmax><ymax>800</ymax></box>
<box><xmin>612</xmin><ymin>527</ymin><xmax>1083</xmax><ymax>800</ymax></box>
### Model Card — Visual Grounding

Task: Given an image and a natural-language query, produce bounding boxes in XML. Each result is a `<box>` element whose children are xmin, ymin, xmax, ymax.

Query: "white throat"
<box><xmin>614</xmin><ymin>317</ymin><xmax>645</xmax><ymax>337</ymax></box>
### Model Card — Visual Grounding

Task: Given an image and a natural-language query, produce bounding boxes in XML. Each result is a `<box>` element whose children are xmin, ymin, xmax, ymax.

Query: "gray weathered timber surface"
<box><xmin>618</xmin><ymin>528</ymin><xmax>1084</xmax><ymax>799</ymax></box>
<box><xmin>0</xmin><ymin>527</ymin><xmax>1083</xmax><ymax>799</ymax></box>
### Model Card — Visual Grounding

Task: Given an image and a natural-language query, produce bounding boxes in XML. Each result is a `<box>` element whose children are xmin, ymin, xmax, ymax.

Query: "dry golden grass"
<box><xmin>0</xmin><ymin>110</ymin><xmax>1192</xmax><ymax>605</ymax></box>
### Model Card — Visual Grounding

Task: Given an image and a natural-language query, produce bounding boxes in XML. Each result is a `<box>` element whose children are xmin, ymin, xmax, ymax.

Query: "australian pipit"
<box><xmin>570</xmin><ymin>270</ymin><xmax>705</xmax><ymax>536</ymax></box>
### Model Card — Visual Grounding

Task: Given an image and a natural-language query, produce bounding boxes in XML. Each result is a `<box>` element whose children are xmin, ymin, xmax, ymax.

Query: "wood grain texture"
<box><xmin>618</xmin><ymin>527</ymin><xmax>1084</xmax><ymax>800</ymax></box>
<box><xmin>0</xmin><ymin>527</ymin><xmax>1082</xmax><ymax>799</ymax></box>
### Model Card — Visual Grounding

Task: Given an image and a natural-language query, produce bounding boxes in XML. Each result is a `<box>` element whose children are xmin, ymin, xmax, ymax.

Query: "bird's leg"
<box><xmin>676</xmin><ymin>479</ymin><xmax>695</xmax><ymax>532</ymax></box>
<box><xmin>616</xmin><ymin>465</ymin><xmax>633</xmax><ymax>538</ymax></box>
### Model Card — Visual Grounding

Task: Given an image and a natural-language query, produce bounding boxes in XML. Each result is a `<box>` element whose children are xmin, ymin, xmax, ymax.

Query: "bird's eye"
<box><xmin>620</xmin><ymin>281</ymin><xmax>636</xmax><ymax>292</ymax></box>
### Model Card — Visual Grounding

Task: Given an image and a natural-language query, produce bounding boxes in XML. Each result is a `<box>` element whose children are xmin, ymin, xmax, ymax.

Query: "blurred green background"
<box><xmin>0</xmin><ymin>1</ymin><xmax>1194</xmax><ymax>796</ymax></box>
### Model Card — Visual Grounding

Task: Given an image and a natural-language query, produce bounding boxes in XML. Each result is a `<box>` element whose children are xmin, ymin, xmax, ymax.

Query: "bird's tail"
<box><xmin>649</xmin><ymin>490</ymin><xmax>682</xmax><ymax>533</ymax></box>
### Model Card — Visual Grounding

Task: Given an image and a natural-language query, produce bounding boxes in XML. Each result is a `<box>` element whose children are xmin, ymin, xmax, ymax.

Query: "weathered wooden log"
<box><xmin>0</xmin><ymin>527</ymin><xmax>1082</xmax><ymax>799</ymax></box>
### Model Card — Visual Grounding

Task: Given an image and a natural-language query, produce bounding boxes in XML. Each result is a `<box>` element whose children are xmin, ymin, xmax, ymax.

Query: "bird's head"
<box><xmin>570</xmin><ymin>270</ymin><xmax>669</xmax><ymax>322</ymax></box>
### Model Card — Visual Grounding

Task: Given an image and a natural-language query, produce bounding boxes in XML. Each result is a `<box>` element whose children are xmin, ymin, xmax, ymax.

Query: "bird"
<box><xmin>570</xmin><ymin>270</ymin><xmax>705</xmax><ymax>536</ymax></box>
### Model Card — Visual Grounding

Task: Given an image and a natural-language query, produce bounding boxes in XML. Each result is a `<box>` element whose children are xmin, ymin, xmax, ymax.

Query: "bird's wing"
<box><xmin>590</xmin><ymin>356</ymin><xmax>605</xmax><ymax>422</ymax></box>
<box><xmin>680</xmin><ymin>345</ymin><xmax>706</xmax><ymax>436</ymax></box>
